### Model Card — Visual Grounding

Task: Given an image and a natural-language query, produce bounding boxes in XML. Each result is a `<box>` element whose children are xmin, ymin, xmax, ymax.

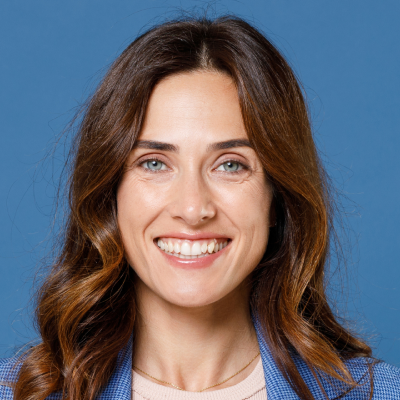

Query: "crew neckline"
<box><xmin>132</xmin><ymin>357</ymin><xmax>266</xmax><ymax>399</ymax></box>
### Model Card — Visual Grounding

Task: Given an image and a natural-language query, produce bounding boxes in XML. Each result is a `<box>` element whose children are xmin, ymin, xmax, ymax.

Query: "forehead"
<box><xmin>139</xmin><ymin>71</ymin><xmax>248</xmax><ymax>144</ymax></box>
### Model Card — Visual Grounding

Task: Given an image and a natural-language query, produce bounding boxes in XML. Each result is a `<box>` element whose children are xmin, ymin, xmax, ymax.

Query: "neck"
<box><xmin>133</xmin><ymin>280</ymin><xmax>259</xmax><ymax>392</ymax></box>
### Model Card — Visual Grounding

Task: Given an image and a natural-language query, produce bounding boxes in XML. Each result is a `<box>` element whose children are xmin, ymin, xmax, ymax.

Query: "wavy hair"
<box><xmin>13</xmin><ymin>15</ymin><xmax>373</xmax><ymax>400</ymax></box>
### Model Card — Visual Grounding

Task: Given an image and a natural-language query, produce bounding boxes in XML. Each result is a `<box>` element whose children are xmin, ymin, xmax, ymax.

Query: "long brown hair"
<box><xmin>13</xmin><ymin>15</ymin><xmax>373</xmax><ymax>400</ymax></box>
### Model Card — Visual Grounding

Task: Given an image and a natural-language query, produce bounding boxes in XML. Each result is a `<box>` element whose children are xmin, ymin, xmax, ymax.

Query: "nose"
<box><xmin>167</xmin><ymin>169</ymin><xmax>216</xmax><ymax>226</ymax></box>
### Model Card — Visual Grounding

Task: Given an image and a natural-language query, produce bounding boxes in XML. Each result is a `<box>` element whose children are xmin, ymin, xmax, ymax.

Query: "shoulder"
<box><xmin>293</xmin><ymin>354</ymin><xmax>400</xmax><ymax>399</ymax></box>
<box><xmin>331</xmin><ymin>357</ymin><xmax>400</xmax><ymax>399</ymax></box>
<box><xmin>0</xmin><ymin>356</ymin><xmax>20</xmax><ymax>384</ymax></box>
<box><xmin>0</xmin><ymin>357</ymin><xmax>63</xmax><ymax>400</ymax></box>
<box><xmin>0</xmin><ymin>357</ymin><xmax>19</xmax><ymax>400</ymax></box>
<box><xmin>369</xmin><ymin>360</ymin><xmax>400</xmax><ymax>399</ymax></box>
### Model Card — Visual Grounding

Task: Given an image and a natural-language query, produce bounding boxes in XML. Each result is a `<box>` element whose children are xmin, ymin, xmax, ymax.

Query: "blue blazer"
<box><xmin>1</xmin><ymin>321</ymin><xmax>400</xmax><ymax>399</ymax></box>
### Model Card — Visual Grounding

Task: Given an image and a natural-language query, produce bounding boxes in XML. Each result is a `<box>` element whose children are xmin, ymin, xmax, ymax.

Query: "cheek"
<box><xmin>116</xmin><ymin>176</ymin><xmax>170</xmax><ymax>257</ymax></box>
<box><xmin>213</xmin><ymin>179</ymin><xmax>272</xmax><ymax>231</ymax></box>
<box><xmin>118</xmin><ymin>177</ymin><xmax>167</xmax><ymax>222</ymax></box>
<box><xmin>209</xmin><ymin>185</ymin><xmax>271</xmax><ymax>278</ymax></box>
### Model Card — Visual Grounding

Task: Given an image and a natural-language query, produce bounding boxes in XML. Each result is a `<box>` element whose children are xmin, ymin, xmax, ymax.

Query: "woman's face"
<box><xmin>117</xmin><ymin>71</ymin><xmax>273</xmax><ymax>308</ymax></box>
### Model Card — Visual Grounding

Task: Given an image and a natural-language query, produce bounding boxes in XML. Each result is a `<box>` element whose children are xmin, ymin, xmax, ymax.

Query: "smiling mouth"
<box><xmin>156</xmin><ymin>238</ymin><xmax>230</xmax><ymax>259</ymax></box>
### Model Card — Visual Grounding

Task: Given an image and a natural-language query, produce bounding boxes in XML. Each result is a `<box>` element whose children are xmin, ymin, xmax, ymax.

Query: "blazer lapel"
<box><xmin>97</xmin><ymin>337</ymin><xmax>133</xmax><ymax>400</ymax></box>
<box><xmin>254</xmin><ymin>321</ymin><xmax>301</xmax><ymax>400</ymax></box>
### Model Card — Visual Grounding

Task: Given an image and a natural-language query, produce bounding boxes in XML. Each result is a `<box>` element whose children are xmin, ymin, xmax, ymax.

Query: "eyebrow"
<box><xmin>134</xmin><ymin>139</ymin><xmax>252</xmax><ymax>153</ymax></box>
<box><xmin>134</xmin><ymin>140</ymin><xmax>178</xmax><ymax>152</ymax></box>
<box><xmin>207</xmin><ymin>139</ymin><xmax>253</xmax><ymax>152</ymax></box>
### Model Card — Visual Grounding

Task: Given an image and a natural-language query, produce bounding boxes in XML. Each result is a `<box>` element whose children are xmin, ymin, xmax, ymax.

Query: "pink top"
<box><xmin>132</xmin><ymin>358</ymin><xmax>267</xmax><ymax>399</ymax></box>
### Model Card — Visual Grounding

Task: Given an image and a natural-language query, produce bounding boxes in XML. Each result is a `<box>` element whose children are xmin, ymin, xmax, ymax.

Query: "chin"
<box><xmin>160</xmin><ymin>285</ymin><xmax>224</xmax><ymax>308</ymax></box>
<box><xmin>158</xmin><ymin>277</ymin><xmax>248</xmax><ymax>309</ymax></box>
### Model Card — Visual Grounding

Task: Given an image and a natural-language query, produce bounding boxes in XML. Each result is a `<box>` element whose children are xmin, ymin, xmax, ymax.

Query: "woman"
<box><xmin>1</xmin><ymin>15</ymin><xmax>399</xmax><ymax>400</ymax></box>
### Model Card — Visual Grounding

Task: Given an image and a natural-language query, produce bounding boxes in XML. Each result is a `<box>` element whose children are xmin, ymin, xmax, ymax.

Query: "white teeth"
<box><xmin>180</xmin><ymin>242</ymin><xmax>191</xmax><ymax>256</ymax></box>
<box><xmin>157</xmin><ymin>238</ymin><xmax>229</xmax><ymax>258</ymax></box>
<box><xmin>191</xmin><ymin>242</ymin><xmax>201</xmax><ymax>256</ymax></box>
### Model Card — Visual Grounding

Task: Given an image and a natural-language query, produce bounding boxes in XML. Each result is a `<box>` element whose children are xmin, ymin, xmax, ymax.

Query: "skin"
<box><xmin>117</xmin><ymin>70</ymin><xmax>274</xmax><ymax>391</ymax></box>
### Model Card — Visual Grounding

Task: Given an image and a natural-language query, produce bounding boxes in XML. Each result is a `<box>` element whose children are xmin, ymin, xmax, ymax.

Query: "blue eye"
<box><xmin>143</xmin><ymin>160</ymin><xmax>166</xmax><ymax>171</ymax></box>
<box><xmin>216</xmin><ymin>161</ymin><xmax>243</xmax><ymax>172</ymax></box>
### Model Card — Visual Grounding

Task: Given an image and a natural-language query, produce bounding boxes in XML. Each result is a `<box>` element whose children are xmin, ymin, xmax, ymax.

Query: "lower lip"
<box><xmin>156</xmin><ymin>243</ymin><xmax>229</xmax><ymax>270</ymax></box>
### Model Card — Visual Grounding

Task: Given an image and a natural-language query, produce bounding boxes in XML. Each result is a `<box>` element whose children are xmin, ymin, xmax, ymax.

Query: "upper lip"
<box><xmin>155</xmin><ymin>232</ymin><xmax>230</xmax><ymax>240</ymax></box>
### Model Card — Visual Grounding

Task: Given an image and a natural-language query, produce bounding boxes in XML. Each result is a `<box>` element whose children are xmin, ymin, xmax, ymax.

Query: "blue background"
<box><xmin>1</xmin><ymin>1</ymin><xmax>399</xmax><ymax>366</ymax></box>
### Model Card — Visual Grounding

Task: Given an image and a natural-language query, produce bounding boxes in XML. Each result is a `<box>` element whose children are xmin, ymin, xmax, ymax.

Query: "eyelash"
<box><xmin>138</xmin><ymin>157</ymin><xmax>249</xmax><ymax>173</ymax></box>
<box><xmin>138</xmin><ymin>158</ymin><xmax>168</xmax><ymax>172</ymax></box>
<box><xmin>214</xmin><ymin>159</ymin><xmax>249</xmax><ymax>174</ymax></box>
